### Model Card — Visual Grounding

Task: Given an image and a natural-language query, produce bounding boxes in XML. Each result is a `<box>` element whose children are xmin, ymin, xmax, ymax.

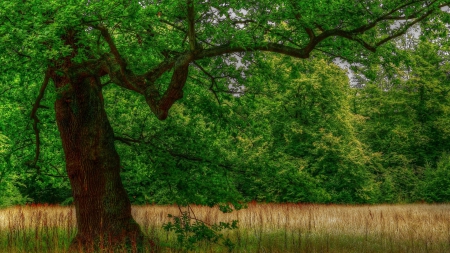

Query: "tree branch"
<box><xmin>115</xmin><ymin>136</ymin><xmax>144</xmax><ymax>146</ymax></box>
<box><xmin>114</xmin><ymin>134</ymin><xmax>234</xmax><ymax>170</ymax></box>
<box><xmin>196</xmin><ymin>43</ymin><xmax>310</xmax><ymax>59</ymax></box>
<box><xmin>289</xmin><ymin>0</ymin><xmax>315</xmax><ymax>41</ymax></box>
<box><xmin>315</xmin><ymin>48</ymin><xmax>353</xmax><ymax>62</ymax></box>
<box><xmin>376</xmin><ymin>9</ymin><xmax>435</xmax><ymax>47</ymax></box>
<box><xmin>145</xmin><ymin>53</ymin><xmax>193</xmax><ymax>120</ymax></box>
<box><xmin>94</xmin><ymin>0</ymin><xmax>441</xmax><ymax>122</ymax></box>
<box><xmin>95</xmin><ymin>25</ymin><xmax>145</xmax><ymax>93</ymax></box>
<box><xmin>187</xmin><ymin>0</ymin><xmax>197</xmax><ymax>51</ymax></box>
<box><xmin>192</xmin><ymin>61</ymin><xmax>221</xmax><ymax>104</ymax></box>
<box><xmin>305</xmin><ymin>28</ymin><xmax>315</xmax><ymax>40</ymax></box>
<box><xmin>9</xmin><ymin>48</ymin><xmax>32</xmax><ymax>59</ymax></box>
<box><xmin>95</xmin><ymin>24</ymin><xmax>192</xmax><ymax>120</ymax></box>
<box><xmin>29</xmin><ymin>68</ymin><xmax>51</xmax><ymax>173</ymax></box>
<box><xmin>231</xmin><ymin>19</ymin><xmax>256</xmax><ymax>25</ymax></box>
<box><xmin>349</xmin><ymin>0</ymin><xmax>435</xmax><ymax>34</ymax></box>
<box><xmin>0</xmin><ymin>87</ymin><xmax>12</xmax><ymax>96</ymax></box>
<box><xmin>159</xmin><ymin>19</ymin><xmax>186</xmax><ymax>33</ymax></box>
<box><xmin>96</xmin><ymin>25</ymin><xmax>127</xmax><ymax>72</ymax></box>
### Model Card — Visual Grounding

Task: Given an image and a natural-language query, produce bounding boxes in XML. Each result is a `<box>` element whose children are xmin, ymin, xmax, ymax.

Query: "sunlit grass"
<box><xmin>1</xmin><ymin>203</ymin><xmax>449</xmax><ymax>252</ymax></box>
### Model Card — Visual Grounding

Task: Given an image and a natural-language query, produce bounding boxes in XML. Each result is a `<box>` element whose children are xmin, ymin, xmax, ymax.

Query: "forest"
<box><xmin>1</xmin><ymin>0</ymin><xmax>450</xmax><ymax>252</ymax></box>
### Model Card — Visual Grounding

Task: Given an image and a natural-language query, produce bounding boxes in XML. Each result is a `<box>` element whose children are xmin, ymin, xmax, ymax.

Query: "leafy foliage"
<box><xmin>1</xmin><ymin>3</ymin><xmax>450</xmax><ymax>251</ymax></box>
<box><xmin>352</xmin><ymin>39</ymin><xmax>450</xmax><ymax>202</ymax></box>
<box><xmin>420</xmin><ymin>153</ymin><xmax>450</xmax><ymax>202</ymax></box>
<box><xmin>230</xmin><ymin>55</ymin><xmax>376</xmax><ymax>203</ymax></box>
<box><xmin>163</xmin><ymin>206</ymin><xmax>238</xmax><ymax>251</ymax></box>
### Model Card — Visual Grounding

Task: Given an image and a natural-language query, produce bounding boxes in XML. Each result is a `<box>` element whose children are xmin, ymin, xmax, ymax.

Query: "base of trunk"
<box><xmin>69</xmin><ymin>222</ymin><xmax>157</xmax><ymax>252</ymax></box>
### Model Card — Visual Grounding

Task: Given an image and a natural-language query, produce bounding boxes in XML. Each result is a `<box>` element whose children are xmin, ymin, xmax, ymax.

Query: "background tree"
<box><xmin>351</xmin><ymin>37</ymin><xmax>450</xmax><ymax>202</ymax></box>
<box><xmin>227</xmin><ymin>54</ymin><xmax>375</xmax><ymax>203</ymax></box>
<box><xmin>1</xmin><ymin>0</ymin><xmax>448</xmax><ymax>250</ymax></box>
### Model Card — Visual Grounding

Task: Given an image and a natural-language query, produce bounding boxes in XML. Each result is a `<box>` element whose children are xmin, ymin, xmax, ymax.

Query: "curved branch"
<box><xmin>145</xmin><ymin>53</ymin><xmax>193</xmax><ymax>120</ymax></box>
<box><xmin>93</xmin><ymin>0</ymin><xmax>441</xmax><ymax>122</ymax></box>
<box><xmin>95</xmin><ymin>25</ymin><xmax>145</xmax><ymax>93</ymax></box>
<box><xmin>197</xmin><ymin>0</ymin><xmax>439</xmax><ymax>60</ymax></box>
<box><xmin>29</xmin><ymin>68</ymin><xmax>51</xmax><ymax>173</ymax></box>
<box><xmin>96</xmin><ymin>25</ymin><xmax>127</xmax><ymax>72</ymax></box>
<box><xmin>94</xmin><ymin>24</ymin><xmax>191</xmax><ymax>120</ymax></box>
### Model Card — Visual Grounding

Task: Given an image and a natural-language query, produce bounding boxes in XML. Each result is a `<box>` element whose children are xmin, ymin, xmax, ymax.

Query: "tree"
<box><xmin>1</xmin><ymin>0</ymin><xmax>448</xmax><ymax>250</ymax></box>
<box><xmin>229</xmin><ymin>54</ymin><xmax>375</xmax><ymax>203</ymax></box>
<box><xmin>351</xmin><ymin>39</ymin><xmax>450</xmax><ymax>202</ymax></box>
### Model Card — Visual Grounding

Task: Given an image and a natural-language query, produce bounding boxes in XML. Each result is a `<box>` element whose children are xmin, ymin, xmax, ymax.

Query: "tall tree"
<box><xmin>263</xmin><ymin>56</ymin><xmax>374</xmax><ymax>203</ymax></box>
<box><xmin>1</xmin><ymin>0</ymin><xmax>448</xmax><ymax>250</ymax></box>
<box><xmin>352</xmin><ymin>39</ymin><xmax>450</xmax><ymax>202</ymax></box>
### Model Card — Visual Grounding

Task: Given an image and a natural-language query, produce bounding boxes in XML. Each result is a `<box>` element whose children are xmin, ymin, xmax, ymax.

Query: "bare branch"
<box><xmin>94</xmin><ymin>24</ymin><xmax>192</xmax><ymax>120</ymax></box>
<box><xmin>322</xmin><ymin>30</ymin><xmax>376</xmax><ymax>52</ymax></box>
<box><xmin>49</xmin><ymin>164</ymin><xmax>66</xmax><ymax>177</ymax></box>
<box><xmin>115</xmin><ymin>136</ymin><xmax>143</xmax><ymax>146</ymax></box>
<box><xmin>289</xmin><ymin>0</ymin><xmax>315</xmax><ymax>41</ymax></box>
<box><xmin>315</xmin><ymin>23</ymin><xmax>325</xmax><ymax>32</ymax></box>
<box><xmin>115</xmin><ymin>134</ymin><xmax>233</xmax><ymax>170</ymax></box>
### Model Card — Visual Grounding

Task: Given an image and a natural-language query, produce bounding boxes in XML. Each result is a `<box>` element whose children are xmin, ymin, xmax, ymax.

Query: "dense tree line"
<box><xmin>2</xmin><ymin>40</ymin><xmax>450</xmax><ymax>206</ymax></box>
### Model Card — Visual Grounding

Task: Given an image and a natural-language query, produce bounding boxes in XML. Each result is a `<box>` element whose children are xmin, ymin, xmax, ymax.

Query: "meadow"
<box><xmin>0</xmin><ymin>203</ymin><xmax>449</xmax><ymax>252</ymax></box>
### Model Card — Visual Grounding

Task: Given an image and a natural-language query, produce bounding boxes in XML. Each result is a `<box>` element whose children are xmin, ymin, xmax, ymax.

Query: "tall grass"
<box><xmin>1</xmin><ymin>203</ymin><xmax>449</xmax><ymax>252</ymax></box>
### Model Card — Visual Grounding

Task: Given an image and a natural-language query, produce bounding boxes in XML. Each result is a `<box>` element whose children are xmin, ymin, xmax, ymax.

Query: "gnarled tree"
<box><xmin>1</xmin><ymin>0</ymin><xmax>448</xmax><ymax>250</ymax></box>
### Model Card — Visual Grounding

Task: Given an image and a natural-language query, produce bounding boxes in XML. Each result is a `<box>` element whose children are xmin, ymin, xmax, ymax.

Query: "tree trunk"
<box><xmin>54</xmin><ymin>74</ymin><xmax>145</xmax><ymax>252</ymax></box>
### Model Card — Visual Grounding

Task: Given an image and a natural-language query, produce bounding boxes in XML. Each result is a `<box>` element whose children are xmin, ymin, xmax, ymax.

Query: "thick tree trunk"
<box><xmin>54</xmin><ymin>75</ymin><xmax>144</xmax><ymax>251</ymax></box>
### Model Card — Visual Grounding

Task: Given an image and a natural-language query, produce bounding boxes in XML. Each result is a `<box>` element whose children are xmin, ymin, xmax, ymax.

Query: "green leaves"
<box><xmin>0</xmin><ymin>132</ymin><xmax>10</xmax><ymax>155</ymax></box>
<box><xmin>351</xmin><ymin>38</ymin><xmax>450</xmax><ymax>202</ymax></box>
<box><xmin>163</xmin><ymin>209</ymin><xmax>238</xmax><ymax>251</ymax></box>
<box><xmin>420</xmin><ymin>153</ymin><xmax>450</xmax><ymax>202</ymax></box>
<box><xmin>0</xmin><ymin>0</ymin><xmax>449</xmax><ymax>210</ymax></box>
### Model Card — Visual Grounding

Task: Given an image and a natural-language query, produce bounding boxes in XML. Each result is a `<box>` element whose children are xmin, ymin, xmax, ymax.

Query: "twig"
<box><xmin>192</xmin><ymin>61</ymin><xmax>221</xmax><ymax>104</ymax></box>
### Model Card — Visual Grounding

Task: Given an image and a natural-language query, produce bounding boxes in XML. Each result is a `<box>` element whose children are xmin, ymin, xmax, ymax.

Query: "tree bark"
<box><xmin>54</xmin><ymin>73</ymin><xmax>144</xmax><ymax>251</ymax></box>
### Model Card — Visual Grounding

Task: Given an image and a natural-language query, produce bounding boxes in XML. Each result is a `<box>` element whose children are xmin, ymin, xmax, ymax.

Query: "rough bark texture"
<box><xmin>54</xmin><ymin>73</ymin><xmax>144</xmax><ymax>252</ymax></box>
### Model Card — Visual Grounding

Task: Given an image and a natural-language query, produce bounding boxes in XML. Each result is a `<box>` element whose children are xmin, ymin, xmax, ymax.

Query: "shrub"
<box><xmin>420</xmin><ymin>153</ymin><xmax>450</xmax><ymax>202</ymax></box>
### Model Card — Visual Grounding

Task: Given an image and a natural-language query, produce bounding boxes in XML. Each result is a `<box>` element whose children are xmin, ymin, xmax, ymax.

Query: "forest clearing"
<box><xmin>1</xmin><ymin>203</ymin><xmax>449</xmax><ymax>252</ymax></box>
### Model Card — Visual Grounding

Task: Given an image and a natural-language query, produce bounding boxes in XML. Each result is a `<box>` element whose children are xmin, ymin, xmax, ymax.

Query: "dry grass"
<box><xmin>1</xmin><ymin>203</ymin><xmax>449</xmax><ymax>252</ymax></box>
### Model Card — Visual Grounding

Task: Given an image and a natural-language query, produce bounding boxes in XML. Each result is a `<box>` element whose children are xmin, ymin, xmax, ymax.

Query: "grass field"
<box><xmin>0</xmin><ymin>203</ymin><xmax>449</xmax><ymax>252</ymax></box>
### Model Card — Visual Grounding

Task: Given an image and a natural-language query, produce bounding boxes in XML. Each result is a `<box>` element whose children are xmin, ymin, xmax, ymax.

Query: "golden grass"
<box><xmin>1</xmin><ymin>203</ymin><xmax>449</xmax><ymax>252</ymax></box>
